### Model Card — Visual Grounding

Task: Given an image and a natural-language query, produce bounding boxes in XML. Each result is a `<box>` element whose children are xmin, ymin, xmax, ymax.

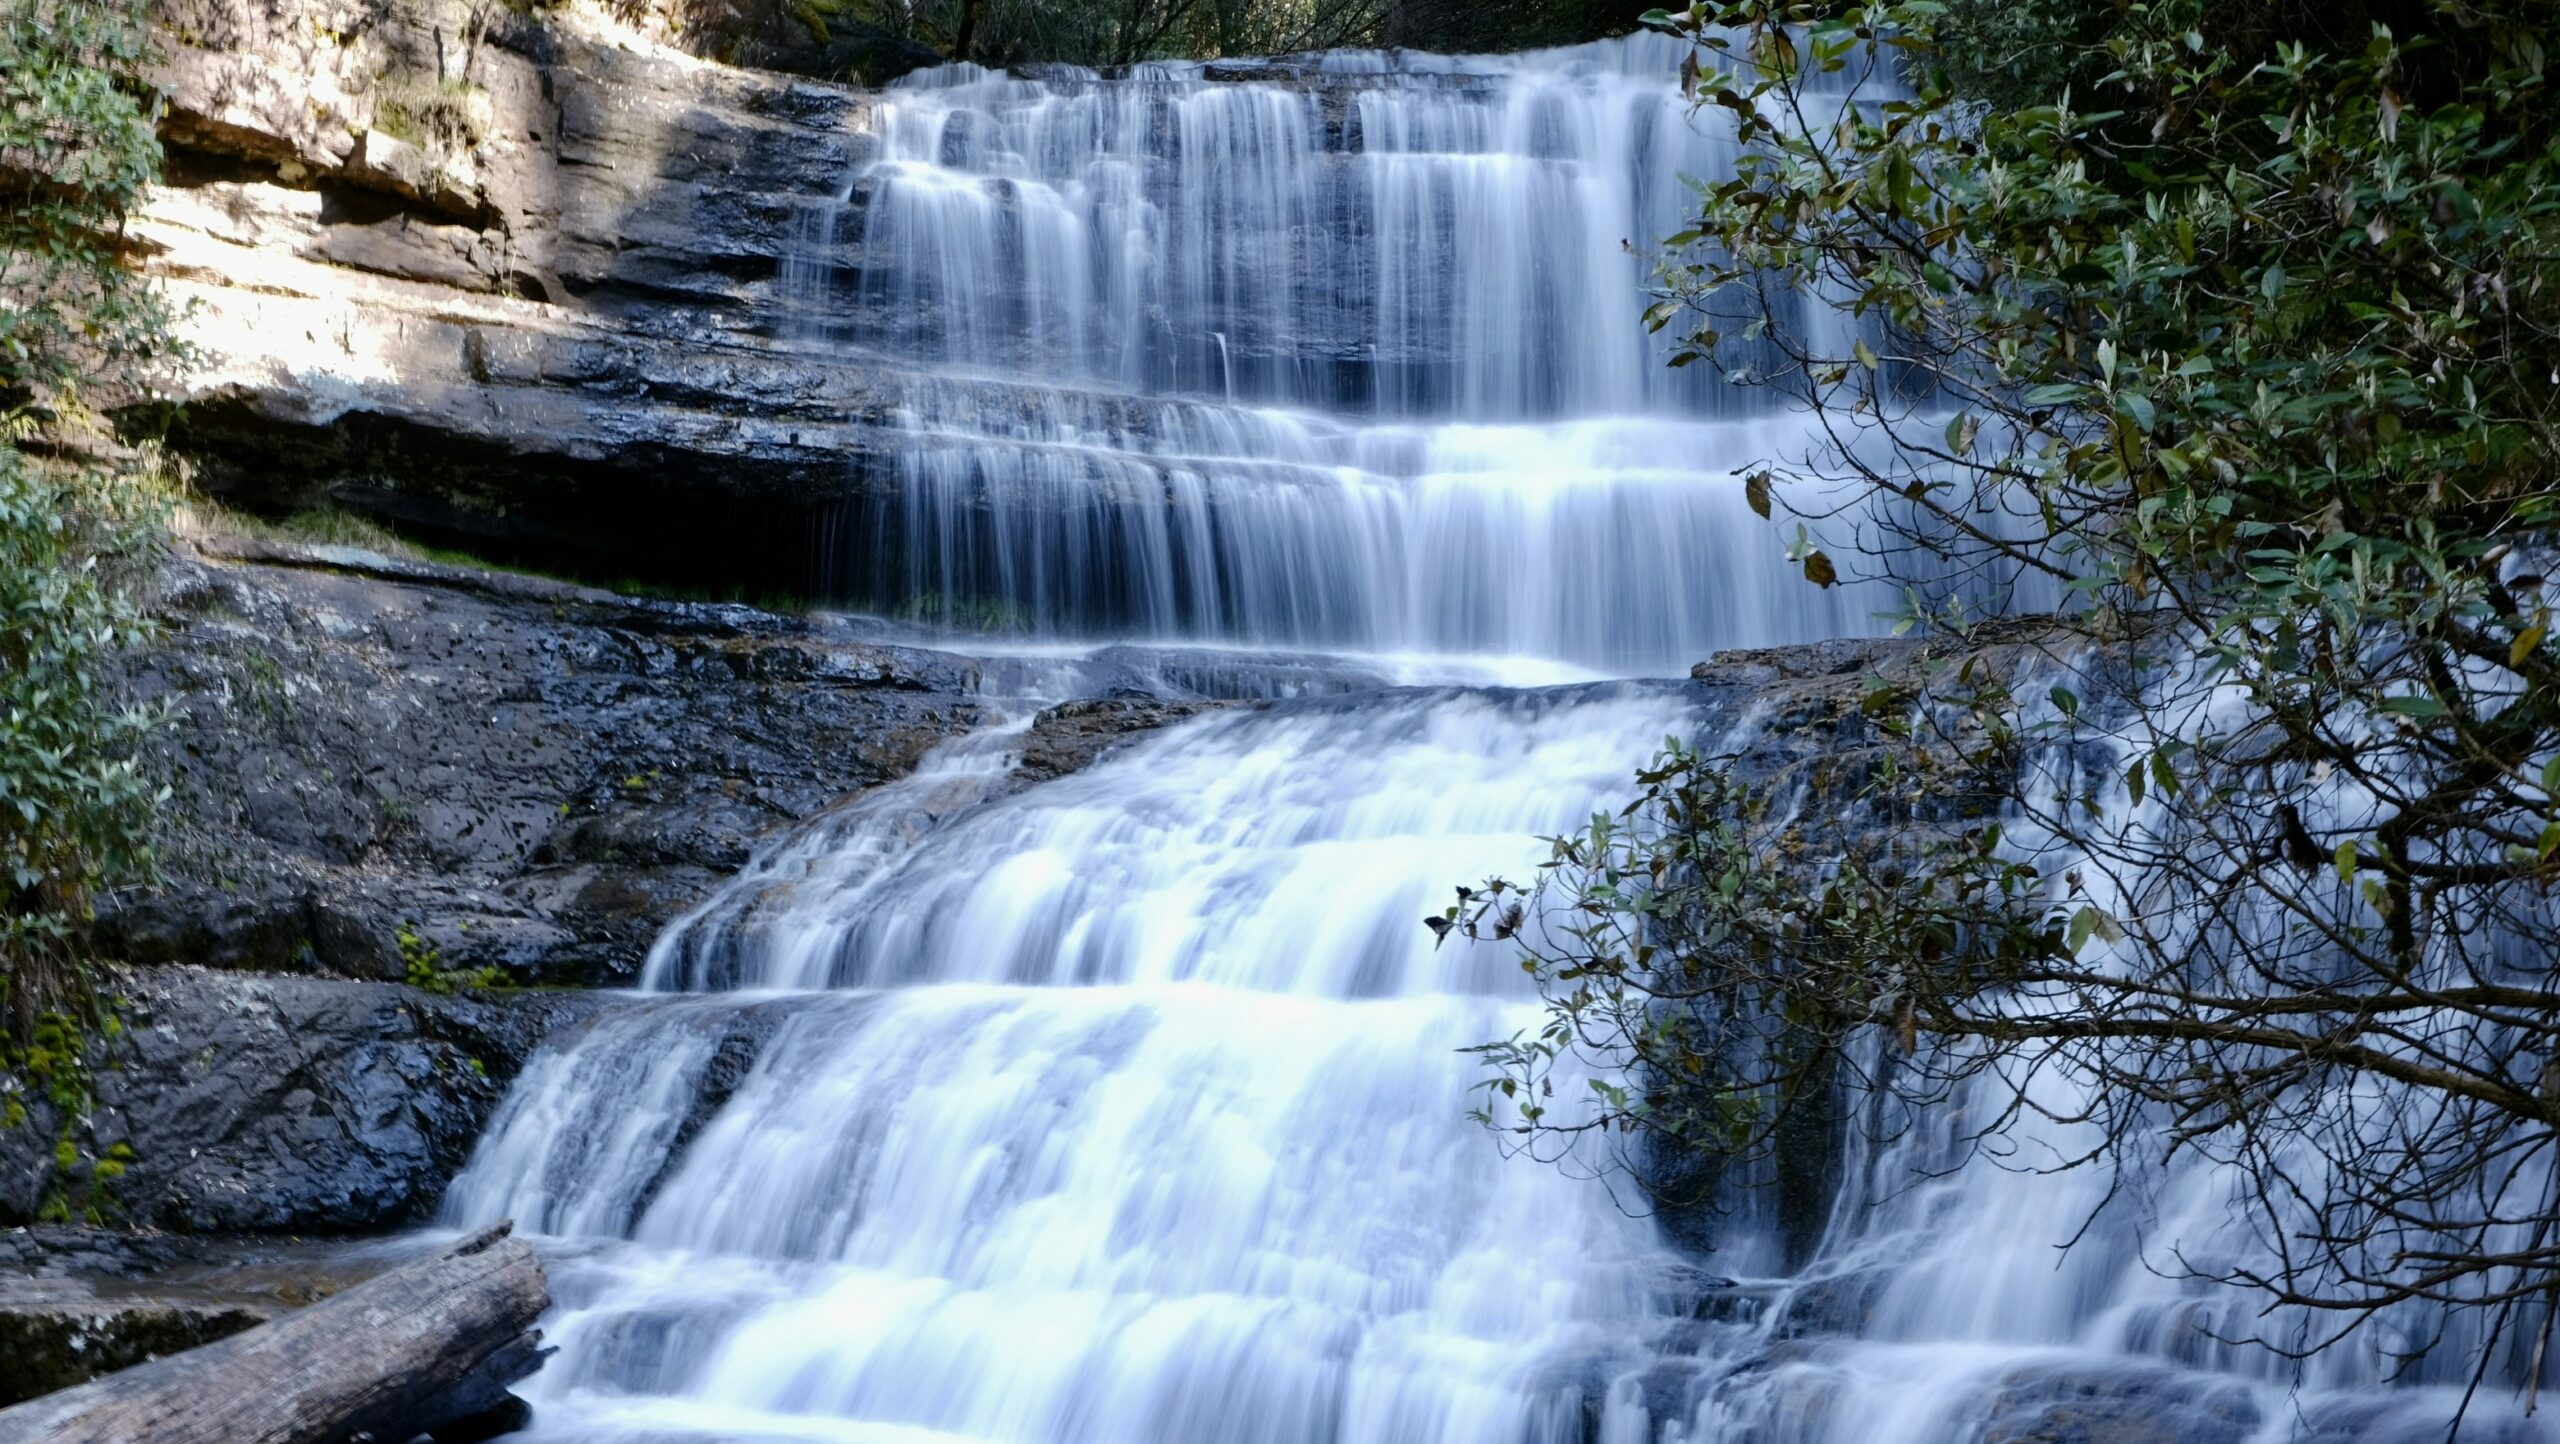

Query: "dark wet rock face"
<box><xmin>1768</xmin><ymin>1268</ymin><xmax>1891</xmax><ymax>1339</ymax></box>
<box><xmin>1014</xmin><ymin>699</ymin><xmax>1229</xmax><ymax>783</ymax></box>
<box><xmin>0</xmin><ymin>968</ymin><xmax>603</xmax><ymax>1233</ymax></box>
<box><xmin>1973</xmin><ymin>1365</ymin><xmax>2263</xmax><ymax>1444</ymax></box>
<box><xmin>0</xmin><ymin>542</ymin><xmax>1213</xmax><ymax>1237</ymax></box>
<box><xmin>1686</xmin><ymin>619</ymin><xmax>2082</xmax><ymax>836</ymax></box>
<box><xmin>108</xmin><ymin>541</ymin><xmax>991</xmax><ymax>987</ymax></box>
<box><xmin>0</xmin><ymin>531</ymin><xmax>1220</xmax><ymax>1239</ymax></box>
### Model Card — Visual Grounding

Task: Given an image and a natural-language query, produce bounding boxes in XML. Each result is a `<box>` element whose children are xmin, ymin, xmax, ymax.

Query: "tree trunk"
<box><xmin>0</xmin><ymin>1224</ymin><xmax>549</xmax><ymax>1444</ymax></box>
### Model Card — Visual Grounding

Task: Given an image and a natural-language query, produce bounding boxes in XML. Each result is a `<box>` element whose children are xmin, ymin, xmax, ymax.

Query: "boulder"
<box><xmin>1973</xmin><ymin>1363</ymin><xmax>2263</xmax><ymax>1444</ymax></box>
<box><xmin>0</xmin><ymin>968</ymin><xmax>604</xmax><ymax>1233</ymax></box>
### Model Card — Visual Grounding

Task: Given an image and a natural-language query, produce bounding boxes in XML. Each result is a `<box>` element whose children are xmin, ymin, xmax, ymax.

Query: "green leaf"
<box><xmin>2377</xmin><ymin>695</ymin><xmax>2450</xmax><ymax>721</ymax></box>
<box><xmin>2150</xmin><ymin>751</ymin><xmax>2180</xmax><ymax>800</ymax></box>
<box><xmin>2066</xmin><ymin>905</ymin><xmax>2125</xmax><ymax>956</ymax></box>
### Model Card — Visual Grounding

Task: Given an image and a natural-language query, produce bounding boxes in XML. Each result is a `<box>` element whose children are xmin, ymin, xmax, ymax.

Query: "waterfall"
<box><xmin>1642</xmin><ymin>679</ymin><xmax>2560</xmax><ymax>1444</ymax></box>
<box><xmin>451</xmin><ymin>686</ymin><xmax>1713</xmax><ymax>1442</ymax></box>
<box><xmin>437</xmin><ymin>32</ymin><xmax>2524</xmax><ymax>1444</ymax></box>
<box><xmin>783</xmin><ymin>37</ymin><xmax>1907</xmax><ymax>671</ymax></box>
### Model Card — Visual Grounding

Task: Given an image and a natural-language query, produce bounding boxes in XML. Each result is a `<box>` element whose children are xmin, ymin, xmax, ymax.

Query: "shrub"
<box><xmin>0</xmin><ymin>0</ymin><xmax>179</xmax><ymax>1033</ymax></box>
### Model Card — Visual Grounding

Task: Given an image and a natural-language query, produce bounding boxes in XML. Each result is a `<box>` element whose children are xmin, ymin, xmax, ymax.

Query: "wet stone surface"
<box><xmin>0</xmin><ymin>1226</ymin><xmax>428</xmax><ymax>1405</ymax></box>
<box><xmin>109</xmin><ymin>541</ymin><xmax>995</xmax><ymax>989</ymax></box>
<box><xmin>0</xmin><ymin>968</ymin><xmax>605</xmax><ymax>1234</ymax></box>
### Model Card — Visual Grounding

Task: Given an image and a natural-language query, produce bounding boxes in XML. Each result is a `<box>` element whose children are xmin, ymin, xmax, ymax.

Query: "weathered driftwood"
<box><xmin>0</xmin><ymin>1224</ymin><xmax>549</xmax><ymax>1444</ymax></box>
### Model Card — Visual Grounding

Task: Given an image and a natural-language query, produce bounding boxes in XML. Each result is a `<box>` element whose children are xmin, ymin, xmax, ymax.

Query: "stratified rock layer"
<box><xmin>143</xmin><ymin>0</ymin><xmax>862</xmax><ymax>578</ymax></box>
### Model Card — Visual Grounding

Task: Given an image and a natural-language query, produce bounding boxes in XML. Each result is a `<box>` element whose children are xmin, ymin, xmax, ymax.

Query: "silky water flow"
<box><xmin>441</xmin><ymin>35</ymin><xmax>2526</xmax><ymax>1444</ymax></box>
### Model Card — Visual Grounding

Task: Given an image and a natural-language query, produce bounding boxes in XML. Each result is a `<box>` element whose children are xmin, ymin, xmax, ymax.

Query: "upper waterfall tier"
<box><xmin>782</xmin><ymin>37</ymin><xmax>1903</xmax><ymax>671</ymax></box>
<box><xmin>808</xmin><ymin>34</ymin><xmax>1827</xmax><ymax>415</ymax></box>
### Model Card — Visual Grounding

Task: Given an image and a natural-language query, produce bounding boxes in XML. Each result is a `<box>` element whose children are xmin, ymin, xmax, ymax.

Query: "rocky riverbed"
<box><xmin>0</xmin><ymin>529</ymin><xmax>2013</xmax><ymax>1405</ymax></box>
<box><xmin>0</xmin><ymin>533</ymin><xmax>1246</xmax><ymax>1397</ymax></box>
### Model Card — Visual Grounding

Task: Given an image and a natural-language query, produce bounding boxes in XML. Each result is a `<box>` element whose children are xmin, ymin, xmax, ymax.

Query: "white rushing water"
<box><xmin>1666</xmin><ymin>674</ymin><xmax>2554</xmax><ymax>1443</ymax></box>
<box><xmin>451</xmin><ymin>686</ymin><xmax>1708</xmax><ymax>1443</ymax></box>
<box><xmin>439</xmin><ymin>32</ymin><xmax>2527</xmax><ymax>1444</ymax></box>
<box><xmin>787</xmin><ymin>36</ymin><xmax>1911</xmax><ymax>672</ymax></box>
<box><xmin>449</xmin><ymin>688</ymin><xmax>2556</xmax><ymax>1443</ymax></box>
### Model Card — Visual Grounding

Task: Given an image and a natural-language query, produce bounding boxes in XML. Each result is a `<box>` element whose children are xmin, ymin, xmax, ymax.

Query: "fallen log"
<box><xmin>0</xmin><ymin>1223</ymin><xmax>549</xmax><ymax>1444</ymax></box>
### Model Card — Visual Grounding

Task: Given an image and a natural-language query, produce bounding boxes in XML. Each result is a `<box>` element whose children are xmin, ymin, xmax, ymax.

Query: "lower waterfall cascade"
<box><xmin>437</xmin><ymin>32</ymin><xmax>2549</xmax><ymax>1444</ymax></box>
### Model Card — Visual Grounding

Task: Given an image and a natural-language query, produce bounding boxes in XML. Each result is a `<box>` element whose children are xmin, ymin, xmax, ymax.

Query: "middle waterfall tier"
<box><xmin>642</xmin><ymin>682</ymin><xmax>1697</xmax><ymax>993</ymax></box>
